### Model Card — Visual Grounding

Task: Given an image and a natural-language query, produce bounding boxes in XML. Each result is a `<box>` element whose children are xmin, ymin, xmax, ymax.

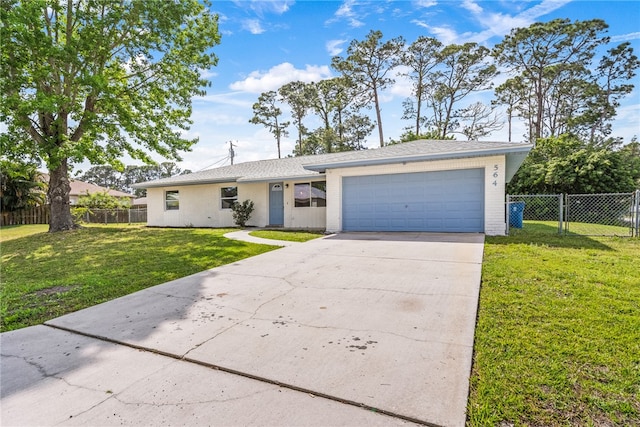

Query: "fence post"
<box><xmin>558</xmin><ymin>194</ymin><xmax>563</xmax><ymax>235</ymax></box>
<box><xmin>505</xmin><ymin>194</ymin><xmax>510</xmax><ymax>236</ymax></box>
<box><xmin>634</xmin><ymin>190</ymin><xmax>640</xmax><ymax>237</ymax></box>
<box><xmin>564</xmin><ymin>193</ymin><xmax>569</xmax><ymax>234</ymax></box>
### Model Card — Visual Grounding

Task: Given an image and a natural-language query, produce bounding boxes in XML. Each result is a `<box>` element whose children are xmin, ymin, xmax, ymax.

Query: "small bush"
<box><xmin>231</xmin><ymin>199</ymin><xmax>254</xmax><ymax>228</ymax></box>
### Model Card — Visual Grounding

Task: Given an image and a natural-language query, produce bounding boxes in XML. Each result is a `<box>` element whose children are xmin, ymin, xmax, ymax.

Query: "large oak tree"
<box><xmin>1</xmin><ymin>0</ymin><xmax>220</xmax><ymax>231</ymax></box>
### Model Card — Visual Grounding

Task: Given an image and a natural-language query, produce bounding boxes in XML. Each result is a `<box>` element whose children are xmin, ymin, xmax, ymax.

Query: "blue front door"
<box><xmin>269</xmin><ymin>182</ymin><xmax>284</xmax><ymax>226</ymax></box>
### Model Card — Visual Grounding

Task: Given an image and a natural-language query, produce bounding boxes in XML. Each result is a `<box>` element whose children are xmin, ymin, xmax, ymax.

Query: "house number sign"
<box><xmin>492</xmin><ymin>164</ymin><xmax>499</xmax><ymax>187</ymax></box>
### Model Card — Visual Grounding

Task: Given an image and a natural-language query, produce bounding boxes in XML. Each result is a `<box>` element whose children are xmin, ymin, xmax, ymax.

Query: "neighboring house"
<box><xmin>134</xmin><ymin>140</ymin><xmax>533</xmax><ymax>236</ymax></box>
<box><xmin>39</xmin><ymin>174</ymin><xmax>137</xmax><ymax>205</ymax></box>
<box><xmin>132</xmin><ymin>197</ymin><xmax>148</xmax><ymax>209</ymax></box>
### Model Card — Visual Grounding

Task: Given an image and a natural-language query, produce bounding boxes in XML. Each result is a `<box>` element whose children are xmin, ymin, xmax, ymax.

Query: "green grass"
<box><xmin>511</xmin><ymin>220</ymin><xmax>634</xmax><ymax>237</ymax></box>
<box><xmin>0</xmin><ymin>224</ymin><xmax>49</xmax><ymax>241</ymax></box>
<box><xmin>0</xmin><ymin>225</ymin><xmax>279</xmax><ymax>332</ymax></box>
<box><xmin>248</xmin><ymin>229</ymin><xmax>324</xmax><ymax>242</ymax></box>
<box><xmin>468</xmin><ymin>233</ymin><xmax>640</xmax><ymax>426</ymax></box>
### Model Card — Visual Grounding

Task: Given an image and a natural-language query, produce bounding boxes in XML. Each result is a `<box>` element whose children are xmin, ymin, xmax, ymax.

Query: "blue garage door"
<box><xmin>342</xmin><ymin>169</ymin><xmax>484</xmax><ymax>232</ymax></box>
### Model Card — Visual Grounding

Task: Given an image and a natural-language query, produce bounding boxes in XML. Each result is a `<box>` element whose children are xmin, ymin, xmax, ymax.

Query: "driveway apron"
<box><xmin>4</xmin><ymin>232</ymin><xmax>484</xmax><ymax>427</ymax></box>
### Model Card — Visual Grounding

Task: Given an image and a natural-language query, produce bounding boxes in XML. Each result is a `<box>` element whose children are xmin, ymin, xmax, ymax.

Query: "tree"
<box><xmin>332</xmin><ymin>30</ymin><xmax>405</xmax><ymax>147</ymax></box>
<box><xmin>76</xmin><ymin>190</ymin><xmax>130</xmax><ymax>209</ymax></box>
<box><xmin>1</xmin><ymin>0</ymin><xmax>220</xmax><ymax>232</ymax></box>
<box><xmin>400</xmin><ymin>36</ymin><xmax>442</xmax><ymax>136</ymax></box>
<box><xmin>0</xmin><ymin>160</ymin><xmax>46</xmax><ymax>212</ymax></box>
<box><xmin>77</xmin><ymin>162</ymin><xmax>189</xmax><ymax>197</ymax></box>
<box><xmin>388</xmin><ymin>129</ymin><xmax>455</xmax><ymax>145</ymax></box>
<box><xmin>492</xmin><ymin>77</ymin><xmax>527</xmax><ymax>142</ymax></box>
<box><xmin>249</xmin><ymin>91</ymin><xmax>289</xmax><ymax>158</ymax></box>
<box><xmin>621</xmin><ymin>138</ymin><xmax>640</xmax><ymax>186</ymax></box>
<box><xmin>429</xmin><ymin>43</ymin><xmax>497</xmax><ymax>139</ymax></box>
<box><xmin>456</xmin><ymin>102</ymin><xmax>503</xmax><ymax>140</ymax></box>
<box><xmin>577</xmin><ymin>42</ymin><xmax>639</xmax><ymax>143</ymax></box>
<box><xmin>279</xmin><ymin>81</ymin><xmax>313</xmax><ymax>155</ymax></box>
<box><xmin>493</xmin><ymin>19</ymin><xmax>614</xmax><ymax>141</ymax></box>
<box><xmin>340</xmin><ymin>114</ymin><xmax>374</xmax><ymax>150</ymax></box>
<box><xmin>75</xmin><ymin>165</ymin><xmax>121</xmax><ymax>191</ymax></box>
<box><xmin>508</xmin><ymin>135</ymin><xmax>639</xmax><ymax>194</ymax></box>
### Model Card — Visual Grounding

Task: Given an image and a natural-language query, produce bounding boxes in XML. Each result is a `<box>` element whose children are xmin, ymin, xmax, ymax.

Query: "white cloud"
<box><xmin>611</xmin><ymin>32</ymin><xmax>640</xmax><ymax>43</ymax></box>
<box><xmin>411</xmin><ymin>20</ymin><xmax>461</xmax><ymax>45</ymax></box>
<box><xmin>199</xmin><ymin>69</ymin><xmax>218</xmax><ymax>80</ymax></box>
<box><xmin>414</xmin><ymin>0</ymin><xmax>437</xmax><ymax>8</ymax></box>
<box><xmin>229</xmin><ymin>63</ymin><xmax>333</xmax><ymax>93</ymax></box>
<box><xmin>195</xmin><ymin>92</ymin><xmax>254</xmax><ymax>108</ymax></box>
<box><xmin>412</xmin><ymin>0</ymin><xmax>574</xmax><ymax>45</ymax></box>
<box><xmin>462</xmin><ymin>0</ymin><xmax>483</xmax><ymax>15</ymax></box>
<box><xmin>232</xmin><ymin>0</ymin><xmax>294</xmax><ymax>16</ymax></box>
<box><xmin>326</xmin><ymin>0</ymin><xmax>365</xmax><ymax>28</ymax></box>
<box><xmin>326</xmin><ymin>39</ymin><xmax>348</xmax><ymax>56</ymax></box>
<box><xmin>243</xmin><ymin>19</ymin><xmax>265</xmax><ymax>35</ymax></box>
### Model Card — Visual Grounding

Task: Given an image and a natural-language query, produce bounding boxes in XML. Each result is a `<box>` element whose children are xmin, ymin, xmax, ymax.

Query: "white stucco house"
<box><xmin>133</xmin><ymin>139</ymin><xmax>533</xmax><ymax>236</ymax></box>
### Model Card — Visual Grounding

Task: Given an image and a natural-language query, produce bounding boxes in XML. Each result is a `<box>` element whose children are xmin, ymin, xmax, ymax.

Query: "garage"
<box><xmin>342</xmin><ymin>169</ymin><xmax>484</xmax><ymax>232</ymax></box>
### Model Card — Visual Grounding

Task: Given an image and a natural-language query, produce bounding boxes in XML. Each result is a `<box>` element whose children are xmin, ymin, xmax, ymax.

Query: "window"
<box><xmin>165</xmin><ymin>190</ymin><xmax>179</xmax><ymax>210</ymax></box>
<box><xmin>221</xmin><ymin>186</ymin><xmax>238</xmax><ymax>209</ymax></box>
<box><xmin>294</xmin><ymin>181</ymin><xmax>326</xmax><ymax>207</ymax></box>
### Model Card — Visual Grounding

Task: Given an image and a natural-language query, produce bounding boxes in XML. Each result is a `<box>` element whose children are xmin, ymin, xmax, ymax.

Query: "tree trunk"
<box><xmin>373</xmin><ymin>88</ymin><xmax>384</xmax><ymax>147</ymax></box>
<box><xmin>47</xmin><ymin>158</ymin><xmax>76</xmax><ymax>232</ymax></box>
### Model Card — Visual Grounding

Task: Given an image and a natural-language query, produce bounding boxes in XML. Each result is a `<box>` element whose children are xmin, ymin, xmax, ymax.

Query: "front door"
<box><xmin>269</xmin><ymin>182</ymin><xmax>284</xmax><ymax>226</ymax></box>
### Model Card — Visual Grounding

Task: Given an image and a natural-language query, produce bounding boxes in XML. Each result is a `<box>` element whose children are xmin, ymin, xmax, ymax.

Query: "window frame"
<box><xmin>220</xmin><ymin>186</ymin><xmax>238</xmax><ymax>209</ymax></box>
<box><xmin>165</xmin><ymin>190</ymin><xmax>179</xmax><ymax>211</ymax></box>
<box><xmin>294</xmin><ymin>181</ymin><xmax>326</xmax><ymax>208</ymax></box>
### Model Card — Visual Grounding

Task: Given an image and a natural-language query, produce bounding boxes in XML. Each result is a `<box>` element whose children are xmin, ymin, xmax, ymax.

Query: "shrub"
<box><xmin>231</xmin><ymin>199</ymin><xmax>254</xmax><ymax>228</ymax></box>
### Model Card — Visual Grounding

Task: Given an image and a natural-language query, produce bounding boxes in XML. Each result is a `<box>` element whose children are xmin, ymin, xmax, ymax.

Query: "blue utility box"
<box><xmin>509</xmin><ymin>201</ymin><xmax>525</xmax><ymax>228</ymax></box>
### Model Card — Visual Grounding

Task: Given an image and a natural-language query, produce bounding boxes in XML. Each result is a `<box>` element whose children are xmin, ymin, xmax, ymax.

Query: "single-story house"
<box><xmin>134</xmin><ymin>139</ymin><xmax>533</xmax><ymax>236</ymax></box>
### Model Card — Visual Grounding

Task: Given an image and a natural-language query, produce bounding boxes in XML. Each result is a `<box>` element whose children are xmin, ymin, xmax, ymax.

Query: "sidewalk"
<box><xmin>223</xmin><ymin>229</ymin><xmax>303</xmax><ymax>247</ymax></box>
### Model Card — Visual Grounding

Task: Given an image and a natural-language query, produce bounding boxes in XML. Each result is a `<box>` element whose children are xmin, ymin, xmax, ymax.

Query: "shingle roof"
<box><xmin>302</xmin><ymin>139</ymin><xmax>532</xmax><ymax>170</ymax></box>
<box><xmin>40</xmin><ymin>174</ymin><xmax>136</xmax><ymax>198</ymax></box>
<box><xmin>135</xmin><ymin>139</ymin><xmax>533</xmax><ymax>188</ymax></box>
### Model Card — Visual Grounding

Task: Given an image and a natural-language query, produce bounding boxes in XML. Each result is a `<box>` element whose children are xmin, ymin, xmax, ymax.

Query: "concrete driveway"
<box><xmin>1</xmin><ymin>232</ymin><xmax>484</xmax><ymax>427</ymax></box>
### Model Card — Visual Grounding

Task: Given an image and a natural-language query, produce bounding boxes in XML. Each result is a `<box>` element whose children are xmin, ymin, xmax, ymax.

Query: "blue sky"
<box><xmin>165</xmin><ymin>0</ymin><xmax>640</xmax><ymax>172</ymax></box>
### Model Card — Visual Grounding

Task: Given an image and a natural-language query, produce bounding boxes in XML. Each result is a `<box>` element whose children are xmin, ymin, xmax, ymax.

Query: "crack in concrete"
<box><xmin>1</xmin><ymin>353</ymin><xmax>50</xmax><ymax>379</ymax></box>
<box><xmin>109</xmin><ymin>387</ymin><xmax>274</xmax><ymax>407</ymax></box>
<box><xmin>181</xmin><ymin>280</ymin><xmax>298</xmax><ymax>358</ymax></box>
<box><xmin>1</xmin><ymin>352</ymin><xmax>113</xmax><ymax>398</ymax></box>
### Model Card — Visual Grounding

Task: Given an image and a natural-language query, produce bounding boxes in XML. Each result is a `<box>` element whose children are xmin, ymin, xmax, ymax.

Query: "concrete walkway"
<box><xmin>1</xmin><ymin>232</ymin><xmax>485</xmax><ymax>427</ymax></box>
<box><xmin>223</xmin><ymin>229</ymin><xmax>303</xmax><ymax>247</ymax></box>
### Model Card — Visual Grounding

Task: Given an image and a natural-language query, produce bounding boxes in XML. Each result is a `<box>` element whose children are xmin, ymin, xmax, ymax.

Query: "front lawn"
<box><xmin>0</xmin><ymin>226</ymin><xmax>279</xmax><ymax>332</ymax></box>
<box><xmin>468</xmin><ymin>233</ymin><xmax>640</xmax><ymax>425</ymax></box>
<box><xmin>0</xmin><ymin>224</ymin><xmax>49</xmax><ymax>241</ymax></box>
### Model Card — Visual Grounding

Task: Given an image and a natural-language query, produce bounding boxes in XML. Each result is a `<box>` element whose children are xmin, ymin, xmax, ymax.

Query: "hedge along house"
<box><xmin>134</xmin><ymin>140</ymin><xmax>533</xmax><ymax>236</ymax></box>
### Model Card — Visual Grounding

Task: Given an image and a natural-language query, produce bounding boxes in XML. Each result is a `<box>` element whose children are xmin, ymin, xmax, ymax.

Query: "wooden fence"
<box><xmin>1</xmin><ymin>206</ymin><xmax>147</xmax><ymax>226</ymax></box>
<box><xmin>1</xmin><ymin>206</ymin><xmax>50</xmax><ymax>226</ymax></box>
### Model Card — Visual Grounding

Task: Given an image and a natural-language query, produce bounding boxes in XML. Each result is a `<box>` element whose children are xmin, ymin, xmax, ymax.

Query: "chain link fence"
<box><xmin>78</xmin><ymin>208</ymin><xmax>147</xmax><ymax>224</ymax></box>
<box><xmin>507</xmin><ymin>191</ymin><xmax>639</xmax><ymax>237</ymax></box>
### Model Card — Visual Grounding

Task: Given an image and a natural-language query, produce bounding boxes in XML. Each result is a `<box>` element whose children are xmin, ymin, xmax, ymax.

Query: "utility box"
<box><xmin>509</xmin><ymin>201</ymin><xmax>525</xmax><ymax>228</ymax></box>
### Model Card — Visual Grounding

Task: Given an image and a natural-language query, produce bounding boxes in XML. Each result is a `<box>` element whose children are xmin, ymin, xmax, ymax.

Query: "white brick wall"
<box><xmin>325</xmin><ymin>155</ymin><xmax>507</xmax><ymax>235</ymax></box>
